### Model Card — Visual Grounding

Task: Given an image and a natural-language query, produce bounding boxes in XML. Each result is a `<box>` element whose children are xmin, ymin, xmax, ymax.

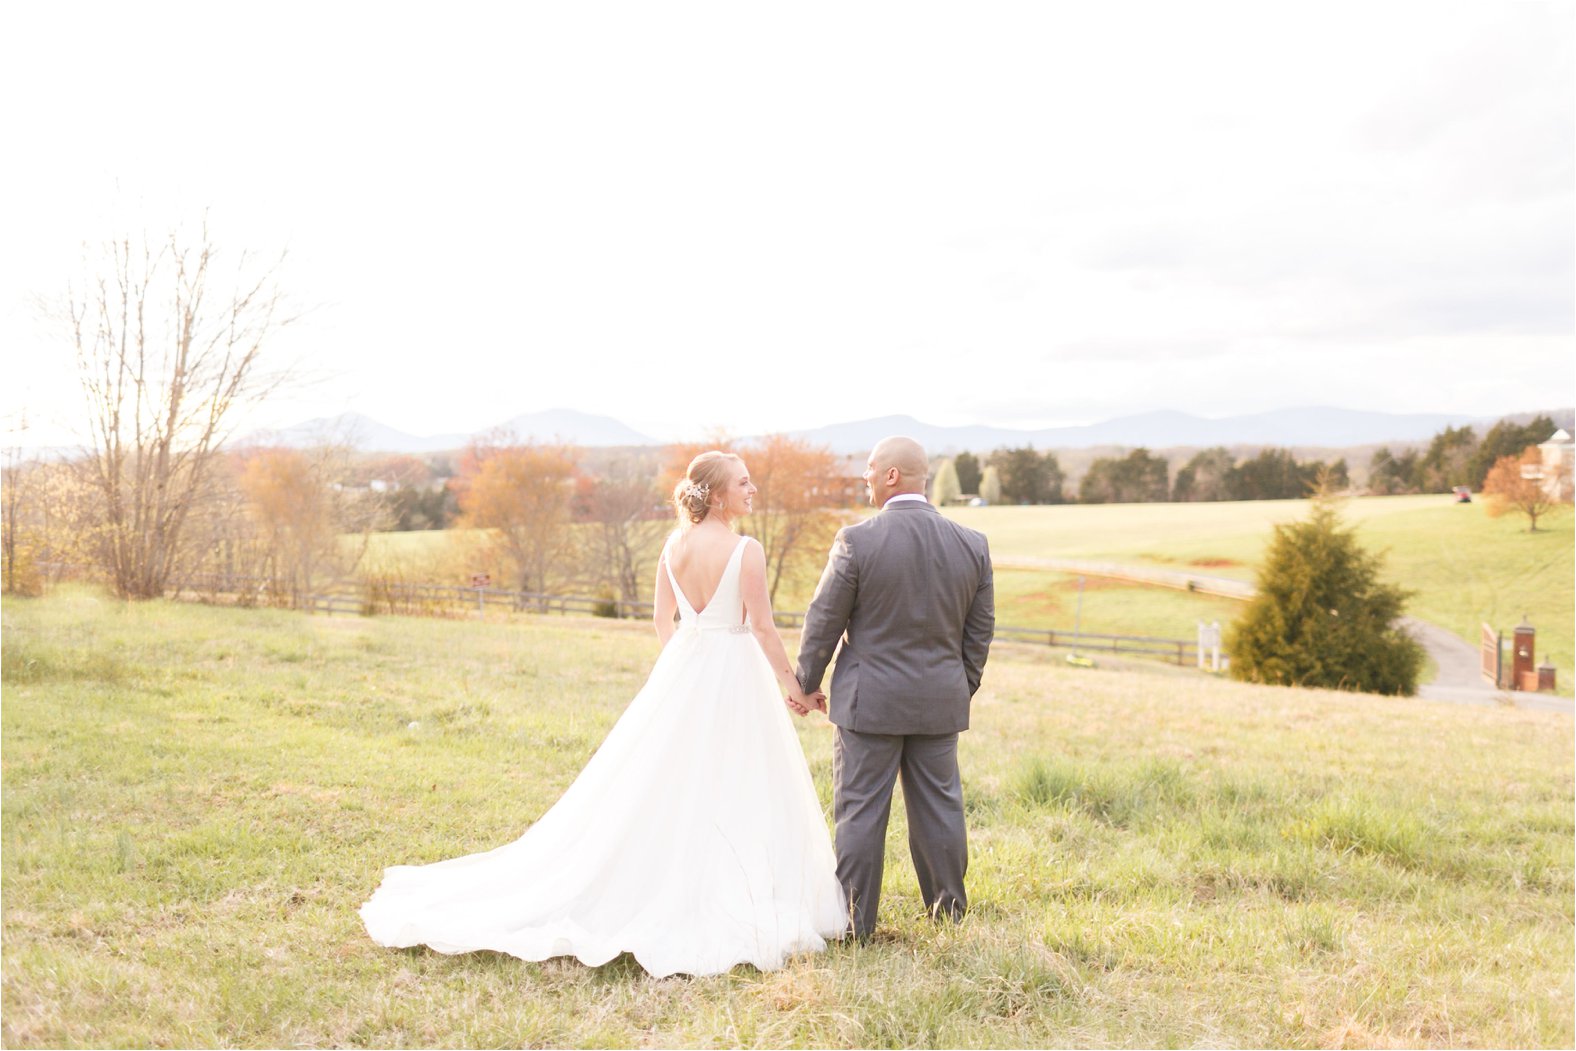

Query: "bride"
<box><xmin>360</xmin><ymin>451</ymin><xmax>848</xmax><ymax>977</ymax></box>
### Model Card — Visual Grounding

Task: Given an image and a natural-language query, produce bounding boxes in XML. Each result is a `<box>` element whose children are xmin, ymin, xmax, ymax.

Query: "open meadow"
<box><xmin>354</xmin><ymin>527</ymin><xmax>1244</xmax><ymax>648</ymax></box>
<box><xmin>355</xmin><ymin>494</ymin><xmax>1573</xmax><ymax>690</ymax></box>
<box><xmin>3</xmin><ymin>589</ymin><xmax>1572</xmax><ymax>1048</ymax></box>
<box><xmin>944</xmin><ymin>494</ymin><xmax>1575</xmax><ymax>695</ymax></box>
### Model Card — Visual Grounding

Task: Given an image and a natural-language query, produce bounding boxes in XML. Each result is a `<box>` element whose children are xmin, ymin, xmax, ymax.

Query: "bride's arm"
<box><xmin>653</xmin><ymin>552</ymin><xmax>679</xmax><ymax>645</ymax></box>
<box><xmin>739</xmin><ymin>538</ymin><xmax>813</xmax><ymax>708</ymax></box>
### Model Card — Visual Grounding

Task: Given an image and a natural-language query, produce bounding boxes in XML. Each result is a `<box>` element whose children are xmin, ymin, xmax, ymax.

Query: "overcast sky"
<box><xmin>3</xmin><ymin>1</ymin><xmax>1572</xmax><ymax>445</ymax></box>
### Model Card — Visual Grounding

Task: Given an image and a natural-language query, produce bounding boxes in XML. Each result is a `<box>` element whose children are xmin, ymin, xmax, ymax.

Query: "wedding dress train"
<box><xmin>359</xmin><ymin>535</ymin><xmax>847</xmax><ymax>977</ymax></box>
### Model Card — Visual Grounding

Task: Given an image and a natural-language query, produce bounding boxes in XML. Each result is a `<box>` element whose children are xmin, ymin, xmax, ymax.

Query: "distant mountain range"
<box><xmin>776</xmin><ymin>408</ymin><xmax>1575</xmax><ymax>454</ymax></box>
<box><xmin>238</xmin><ymin>406</ymin><xmax>1573</xmax><ymax>455</ymax></box>
<box><xmin>243</xmin><ymin>409</ymin><xmax>654</xmax><ymax>453</ymax></box>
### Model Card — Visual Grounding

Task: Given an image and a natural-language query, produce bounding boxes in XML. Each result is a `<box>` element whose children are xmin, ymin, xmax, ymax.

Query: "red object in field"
<box><xmin>1511</xmin><ymin>618</ymin><xmax>1535</xmax><ymax>689</ymax></box>
<box><xmin>1452</xmin><ymin>486</ymin><xmax>1472</xmax><ymax>503</ymax></box>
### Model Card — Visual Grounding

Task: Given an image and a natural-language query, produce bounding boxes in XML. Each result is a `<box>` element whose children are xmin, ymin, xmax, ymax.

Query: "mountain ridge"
<box><xmin>236</xmin><ymin>406</ymin><xmax>1575</xmax><ymax>455</ymax></box>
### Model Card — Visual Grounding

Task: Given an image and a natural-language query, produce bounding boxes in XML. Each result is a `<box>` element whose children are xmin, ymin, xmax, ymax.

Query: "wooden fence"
<box><xmin>43</xmin><ymin>564</ymin><xmax>1198</xmax><ymax>666</ymax></box>
<box><xmin>995</xmin><ymin>625</ymin><xmax>1197</xmax><ymax>665</ymax></box>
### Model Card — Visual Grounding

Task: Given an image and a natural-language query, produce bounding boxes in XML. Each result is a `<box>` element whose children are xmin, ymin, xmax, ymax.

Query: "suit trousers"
<box><xmin>832</xmin><ymin>726</ymin><xmax>967</xmax><ymax>939</ymax></box>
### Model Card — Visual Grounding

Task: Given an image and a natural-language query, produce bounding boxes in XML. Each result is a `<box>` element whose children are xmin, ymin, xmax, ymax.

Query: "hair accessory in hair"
<box><xmin>683</xmin><ymin>481</ymin><xmax>711</xmax><ymax>503</ymax></box>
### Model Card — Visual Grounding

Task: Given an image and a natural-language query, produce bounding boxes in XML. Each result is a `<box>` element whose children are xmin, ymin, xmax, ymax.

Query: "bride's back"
<box><xmin>666</xmin><ymin>526</ymin><xmax>743</xmax><ymax>614</ymax></box>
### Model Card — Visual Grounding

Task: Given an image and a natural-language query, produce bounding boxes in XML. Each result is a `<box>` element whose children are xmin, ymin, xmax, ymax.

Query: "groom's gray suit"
<box><xmin>795</xmin><ymin>496</ymin><xmax>994</xmax><ymax>938</ymax></box>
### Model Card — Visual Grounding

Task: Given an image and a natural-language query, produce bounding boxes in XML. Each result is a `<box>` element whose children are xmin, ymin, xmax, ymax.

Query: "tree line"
<box><xmin>930</xmin><ymin>445</ymin><xmax>1351</xmax><ymax>504</ymax></box>
<box><xmin>1</xmin><ymin>222</ymin><xmax>858</xmax><ymax>607</ymax></box>
<box><xmin>928</xmin><ymin>415</ymin><xmax>1561</xmax><ymax>506</ymax></box>
<box><xmin>1</xmin><ymin>432</ymin><xmax>851</xmax><ymax>610</ymax></box>
<box><xmin>5</xmin><ymin>220</ymin><xmax>1566</xmax><ymax>604</ymax></box>
<box><xmin>1367</xmin><ymin>416</ymin><xmax>1558</xmax><ymax>495</ymax></box>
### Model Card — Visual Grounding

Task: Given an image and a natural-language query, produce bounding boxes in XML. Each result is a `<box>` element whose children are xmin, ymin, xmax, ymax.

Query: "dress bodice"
<box><xmin>665</xmin><ymin>534</ymin><xmax>751</xmax><ymax>632</ymax></box>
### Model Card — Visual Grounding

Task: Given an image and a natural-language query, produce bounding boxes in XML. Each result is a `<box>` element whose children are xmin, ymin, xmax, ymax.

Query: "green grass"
<box><xmin>353</xmin><ymin>496</ymin><xmax>1572</xmax><ymax>689</ymax></box>
<box><xmin>354</xmin><ymin>521</ymin><xmax>1246</xmax><ymax>644</ymax></box>
<box><xmin>942</xmin><ymin>495</ymin><xmax>1465</xmax><ymax>574</ymax></box>
<box><xmin>3</xmin><ymin>589</ymin><xmax>1572</xmax><ymax>1047</ymax></box>
<box><xmin>945</xmin><ymin>496</ymin><xmax>1575</xmax><ymax>694</ymax></box>
<box><xmin>991</xmin><ymin>568</ymin><xmax>1241</xmax><ymax>642</ymax></box>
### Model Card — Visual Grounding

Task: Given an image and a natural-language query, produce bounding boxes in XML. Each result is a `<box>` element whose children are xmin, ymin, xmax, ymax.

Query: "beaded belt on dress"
<box><xmin>691</xmin><ymin>623</ymin><xmax>752</xmax><ymax>634</ymax></box>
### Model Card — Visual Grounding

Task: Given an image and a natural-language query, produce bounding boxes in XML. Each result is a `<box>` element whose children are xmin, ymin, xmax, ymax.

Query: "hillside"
<box><xmin>943</xmin><ymin>494</ymin><xmax>1575</xmax><ymax>695</ymax></box>
<box><xmin>2</xmin><ymin>592</ymin><xmax>1570</xmax><ymax>1048</ymax></box>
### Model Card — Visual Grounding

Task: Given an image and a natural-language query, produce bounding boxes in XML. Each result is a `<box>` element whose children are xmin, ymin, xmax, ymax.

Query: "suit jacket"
<box><xmin>795</xmin><ymin>499</ymin><xmax>994</xmax><ymax>735</ymax></box>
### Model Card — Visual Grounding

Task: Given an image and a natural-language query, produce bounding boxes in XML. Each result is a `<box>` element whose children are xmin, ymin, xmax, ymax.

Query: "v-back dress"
<box><xmin>359</xmin><ymin>534</ymin><xmax>847</xmax><ymax>977</ymax></box>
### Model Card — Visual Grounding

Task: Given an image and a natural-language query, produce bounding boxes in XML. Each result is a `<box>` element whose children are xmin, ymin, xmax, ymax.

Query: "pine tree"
<box><xmin>953</xmin><ymin>451</ymin><xmax>982</xmax><ymax>495</ymax></box>
<box><xmin>1226</xmin><ymin>492</ymin><xmax>1424</xmax><ymax>695</ymax></box>
<box><xmin>1467</xmin><ymin>415</ymin><xmax>1556</xmax><ymax>490</ymax></box>
<box><xmin>991</xmin><ymin>446</ymin><xmax>1064</xmax><ymax>504</ymax></box>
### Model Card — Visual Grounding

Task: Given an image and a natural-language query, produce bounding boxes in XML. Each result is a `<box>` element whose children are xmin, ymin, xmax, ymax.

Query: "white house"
<box><xmin>1531</xmin><ymin>428</ymin><xmax>1575</xmax><ymax>501</ymax></box>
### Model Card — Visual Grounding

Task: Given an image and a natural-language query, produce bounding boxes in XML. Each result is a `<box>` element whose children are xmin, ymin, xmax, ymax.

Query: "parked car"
<box><xmin>1452</xmin><ymin>486</ymin><xmax>1472</xmax><ymax>503</ymax></box>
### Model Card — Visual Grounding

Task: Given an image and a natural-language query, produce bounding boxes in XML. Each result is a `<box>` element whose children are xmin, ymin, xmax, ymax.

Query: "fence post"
<box><xmin>1197</xmin><ymin>621</ymin><xmax>1223</xmax><ymax>671</ymax></box>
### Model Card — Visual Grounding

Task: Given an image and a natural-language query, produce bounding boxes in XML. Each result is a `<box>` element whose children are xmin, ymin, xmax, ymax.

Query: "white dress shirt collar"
<box><xmin>883</xmin><ymin>493</ymin><xmax>930</xmax><ymax>508</ymax></box>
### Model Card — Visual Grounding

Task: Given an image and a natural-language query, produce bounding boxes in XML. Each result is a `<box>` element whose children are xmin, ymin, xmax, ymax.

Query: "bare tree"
<box><xmin>65</xmin><ymin>220</ymin><xmax>291</xmax><ymax>598</ymax></box>
<box><xmin>2</xmin><ymin>412</ymin><xmax>43</xmax><ymax>594</ymax></box>
<box><xmin>576</xmin><ymin>457</ymin><xmax>668</xmax><ymax>606</ymax></box>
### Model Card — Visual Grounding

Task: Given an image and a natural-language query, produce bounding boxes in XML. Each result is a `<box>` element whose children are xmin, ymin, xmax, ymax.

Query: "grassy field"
<box><xmin>945</xmin><ymin>495</ymin><xmax>1575</xmax><ymax>694</ymax></box>
<box><xmin>3</xmin><ymin>589</ymin><xmax>1572</xmax><ymax>1048</ymax></box>
<box><xmin>353</xmin><ymin>494</ymin><xmax>1573</xmax><ymax>688</ymax></box>
<box><xmin>989</xmin><ymin>568</ymin><xmax>1241</xmax><ymax>643</ymax></box>
<box><xmin>353</xmin><ymin>519</ymin><xmax>1263</xmax><ymax>643</ymax></box>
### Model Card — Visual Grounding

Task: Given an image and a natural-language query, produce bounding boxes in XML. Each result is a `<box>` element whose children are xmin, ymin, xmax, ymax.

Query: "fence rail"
<box><xmin>994</xmin><ymin>625</ymin><xmax>1196</xmax><ymax>663</ymax></box>
<box><xmin>38</xmin><ymin>563</ymin><xmax>1197</xmax><ymax>665</ymax></box>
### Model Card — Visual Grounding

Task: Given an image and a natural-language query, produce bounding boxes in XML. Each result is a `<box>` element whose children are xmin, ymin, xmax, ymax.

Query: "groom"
<box><xmin>791</xmin><ymin>436</ymin><xmax>994</xmax><ymax>940</ymax></box>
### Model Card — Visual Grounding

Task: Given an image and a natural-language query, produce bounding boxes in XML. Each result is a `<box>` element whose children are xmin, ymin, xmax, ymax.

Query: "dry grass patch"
<box><xmin>3</xmin><ymin>589</ymin><xmax>1571</xmax><ymax>1047</ymax></box>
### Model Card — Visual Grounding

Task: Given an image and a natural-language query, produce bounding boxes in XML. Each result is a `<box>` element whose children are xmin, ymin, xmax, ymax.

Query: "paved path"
<box><xmin>997</xmin><ymin>556</ymin><xmax>1573</xmax><ymax>714</ymax></box>
<box><xmin>1400</xmin><ymin>616</ymin><xmax>1483</xmax><ymax>689</ymax></box>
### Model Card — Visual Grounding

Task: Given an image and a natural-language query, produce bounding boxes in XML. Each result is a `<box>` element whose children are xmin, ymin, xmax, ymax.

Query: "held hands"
<box><xmin>784</xmin><ymin>689</ymin><xmax>828</xmax><ymax>718</ymax></box>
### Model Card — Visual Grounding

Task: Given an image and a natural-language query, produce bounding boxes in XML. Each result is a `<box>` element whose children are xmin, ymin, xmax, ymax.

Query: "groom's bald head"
<box><xmin>865</xmin><ymin>436</ymin><xmax>929</xmax><ymax>507</ymax></box>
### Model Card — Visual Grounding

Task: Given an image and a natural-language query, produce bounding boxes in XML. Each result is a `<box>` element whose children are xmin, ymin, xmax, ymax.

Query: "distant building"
<box><xmin>833</xmin><ymin>454</ymin><xmax>868</xmax><ymax>505</ymax></box>
<box><xmin>1530</xmin><ymin>428</ymin><xmax>1574</xmax><ymax>501</ymax></box>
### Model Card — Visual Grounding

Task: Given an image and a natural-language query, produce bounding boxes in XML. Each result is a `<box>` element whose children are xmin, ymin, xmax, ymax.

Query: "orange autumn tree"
<box><xmin>237</xmin><ymin>447</ymin><xmax>343</xmax><ymax>605</ymax></box>
<box><xmin>1482</xmin><ymin>447</ymin><xmax>1572</xmax><ymax>532</ymax></box>
<box><xmin>659</xmin><ymin>433</ymin><xmax>739</xmax><ymax>499</ymax></box>
<box><xmin>454</xmin><ymin>440</ymin><xmax>580</xmax><ymax>596</ymax></box>
<box><xmin>661</xmin><ymin>433</ymin><xmax>847</xmax><ymax>603</ymax></box>
<box><xmin>746</xmin><ymin>435</ymin><xmax>846</xmax><ymax>603</ymax></box>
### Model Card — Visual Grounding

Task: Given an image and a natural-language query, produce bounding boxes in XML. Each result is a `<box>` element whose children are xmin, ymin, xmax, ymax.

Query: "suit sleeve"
<box><xmin>794</xmin><ymin>526</ymin><xmax>858</xmax><ymax>694</ymax></box>
<box><xmin>962</xmin><ymin>538</ymin><xmax>994</xmax><ymax>696</ymax></box>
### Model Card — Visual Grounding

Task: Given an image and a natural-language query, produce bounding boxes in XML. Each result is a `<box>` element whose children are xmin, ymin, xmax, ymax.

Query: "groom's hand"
<box><xmin>808</xmin><ymin>690</ymin><xmax>827</xmax><ymax>714</ymax></box>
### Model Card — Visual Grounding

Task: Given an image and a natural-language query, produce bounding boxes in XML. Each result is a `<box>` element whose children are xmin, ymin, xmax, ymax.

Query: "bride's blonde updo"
<box><xmin>674</xmin><ymin>451</ymin><xmax>743</xmax><ymax>527</ymax></box>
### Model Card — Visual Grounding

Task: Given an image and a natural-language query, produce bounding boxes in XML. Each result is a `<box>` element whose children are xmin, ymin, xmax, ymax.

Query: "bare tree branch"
<box><xmin>62</xmin><ymin>222</ymin><xmax>293</xmax><ymax>598</ymax></box>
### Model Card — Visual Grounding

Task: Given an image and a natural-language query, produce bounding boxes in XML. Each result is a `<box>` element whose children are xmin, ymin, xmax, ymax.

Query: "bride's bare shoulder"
<box><xmin>666</xmin><ymin>526</ymin><xmax>736</xmax><ymax>567</ymax></box>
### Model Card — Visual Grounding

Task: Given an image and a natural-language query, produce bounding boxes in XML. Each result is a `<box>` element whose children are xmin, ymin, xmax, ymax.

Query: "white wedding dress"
<box><xmin>360</xmin><ymin>534</ymin><xmax>848</xmax><ymax>977</ymax></box>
